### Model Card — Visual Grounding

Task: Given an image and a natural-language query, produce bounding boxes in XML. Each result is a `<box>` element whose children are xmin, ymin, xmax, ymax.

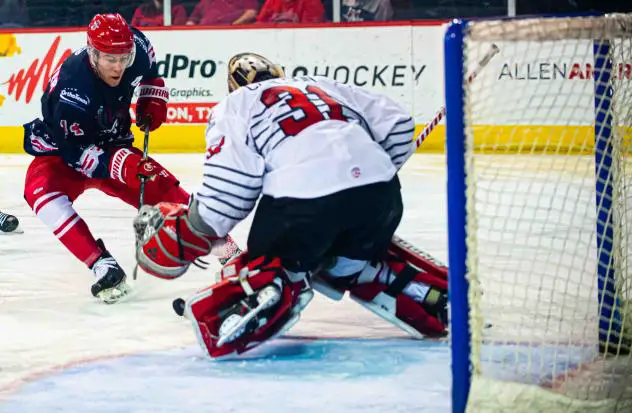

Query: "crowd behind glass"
<box><xmin>0</xmin><ymin>0</ymin><xmax>630</xmax><ymax>29</ymax></box>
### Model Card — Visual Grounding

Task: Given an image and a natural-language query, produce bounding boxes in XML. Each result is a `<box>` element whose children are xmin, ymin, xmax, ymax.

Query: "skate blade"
<box><xmin>217</xmin><ymin>292</ymin><xmax>279</xmax><ymax>348</ymax></box>
<box><xmin>96</xmin><ymin>282</ymin><xmax>134</xmax><ymax>304</ymax></box>
<box><xmin>311</xmin><ymin>276</ymin><xmax>345</xmax><ymax>301</ymax></box>
<box><xmin>0</xmin><ymin>225</ymin><xmax>24</xmax><ymax>235</ymax></box>
<box><xmin>351</xmin><ymin>292</ymin><xmax>425</xmax><ymax>339</ymax></box>
<box><xmin>266</xmin><ymin>313</ymin><xmax>300</xmax><ymax>343</ymax></box>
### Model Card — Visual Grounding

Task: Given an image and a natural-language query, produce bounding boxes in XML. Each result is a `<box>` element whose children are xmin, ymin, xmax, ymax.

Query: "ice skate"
<box><xmin>90</xmin><ymin>240</ymin><xmax>132</xmax><ymax>304</ymax></box>
<box><xmin>217</xmin><ymin>284</ymin><xmax>282</xmax><ymax>347</ymax></box>
<box><xmin>0</xmin><ymin>211</ymin><xmax>23</xmax><ymax>235</ymax></box>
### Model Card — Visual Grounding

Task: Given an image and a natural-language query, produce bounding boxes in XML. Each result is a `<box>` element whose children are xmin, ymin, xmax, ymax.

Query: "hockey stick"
<box><xmin>138</xmin><ymin>126</ymin><xmax>151</xmax><ymax>210</ymax></box>
<box><xmin>413</xmin><ymin>43</ymin><xmax>500</xmax><ymax>149</ymax></box>
<box><xmin>132</xmin><ymin>126</ymin><xmax>151</xmax><ymax>281</ymax></box>
<box><xmin>391</xmin><ymin>44</ymin><xmax>501</xmax><ymax>267</ymax></box>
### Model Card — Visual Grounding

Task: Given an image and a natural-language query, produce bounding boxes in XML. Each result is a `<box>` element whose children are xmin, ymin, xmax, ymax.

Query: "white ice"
<box><xmin>0</xmin><ymin>154</ymin><xmax>451</xmax><ymax>412</ymax></box>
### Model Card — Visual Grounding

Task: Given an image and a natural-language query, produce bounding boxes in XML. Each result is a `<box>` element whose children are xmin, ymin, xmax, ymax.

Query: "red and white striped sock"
<box><xmin>32</xmin><ymin>191</ymin><xmax>101</xmax><ymax>266</ymax></box>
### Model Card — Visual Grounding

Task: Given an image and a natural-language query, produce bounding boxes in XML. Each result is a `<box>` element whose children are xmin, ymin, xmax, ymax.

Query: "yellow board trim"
<box><xmin>1</xmin><ymin>124</ymin><xmax>629</xmax><ymax>154</ymax></box>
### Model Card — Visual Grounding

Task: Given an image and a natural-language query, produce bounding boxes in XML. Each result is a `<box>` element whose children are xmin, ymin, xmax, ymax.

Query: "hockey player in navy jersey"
<box><xmin>133</xmin><ymin>53</ymin><xmax>449</xmax><ymax>358</ymax></box>
<box><xmin>21</xmin><ymin>14</ymin><xmax>190</xmax><ymax>303</ymax></box>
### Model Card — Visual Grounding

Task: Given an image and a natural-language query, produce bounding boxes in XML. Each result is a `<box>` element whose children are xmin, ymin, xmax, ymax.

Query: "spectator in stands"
<box><xmin>185</xmin><ymin>0</ymin><xmax>258</xmax><ymax>25</ymax></box>
<box><xmin>0</xmin><ymin>0</ymin><xmax>29</xmax><ymax>27</ymax></box>
<box><xmin>342</xmin><ymin>0</ymin><xmax>392</xmax><ymax>22</ymax></box>
<box><xmin>131</xmin><ymin>0</ymin><xmax>187</xmax><ymax>26</ymax></box>
<box><xmin>257</xmin><ymin>0</ymin><xmax>324</xmax><ymax>24</ymax></box>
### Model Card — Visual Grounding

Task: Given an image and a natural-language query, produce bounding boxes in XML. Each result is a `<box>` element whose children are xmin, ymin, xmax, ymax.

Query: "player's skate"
<box><xmin>0</xmin><ymin>211</ymin><xmax>23</xmax><ymax>235</ymax></box>
<box><xmin>90</xmin><ymin>239</ymin><xmax>132</xmax><ymax>304</ymax></box>
<box><xmin>175</xmin><ymin>252</ymin><xmax>313</xmax><ymax>359</ymax></box>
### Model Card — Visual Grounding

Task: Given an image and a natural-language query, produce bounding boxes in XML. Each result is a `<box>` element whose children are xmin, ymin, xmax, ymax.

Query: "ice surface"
<box><xmin>0</xmin><ymin>339</ymin><xmax>451</xmax><ymax>413</ymax></box>
<box><xmin>0</xmin><ymin>154</ymin><xmax>451</xmax><ymax>412</ymax></box>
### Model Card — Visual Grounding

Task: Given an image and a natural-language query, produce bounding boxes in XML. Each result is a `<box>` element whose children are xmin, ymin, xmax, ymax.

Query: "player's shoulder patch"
<box><xmin>58</xmin><ymin>86</ymin><xmax>91</xmax><ymax>111</ymax></box>
<box><xmin>54</xmin><ymin>53</ymin><xmax>94</xmax><ymax>111</ymax></box>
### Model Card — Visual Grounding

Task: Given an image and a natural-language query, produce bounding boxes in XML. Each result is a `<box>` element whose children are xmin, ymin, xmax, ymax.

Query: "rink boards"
<box><xmin>1</xmin><ymin>23</ymin><xmax>630</xmax><ymax>154</ymax></box>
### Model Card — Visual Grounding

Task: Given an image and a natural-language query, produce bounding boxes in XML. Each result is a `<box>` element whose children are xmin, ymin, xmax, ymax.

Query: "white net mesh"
<box><xmin>461</xmin><ymin>14</ymin><xmax>632</xmax><ymax>412</ymax></box>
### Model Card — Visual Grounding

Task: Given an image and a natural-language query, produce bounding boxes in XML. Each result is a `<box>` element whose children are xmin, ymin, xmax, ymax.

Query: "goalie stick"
<box><xmin>414</xmin><ymin>43</ymin><xmax>500</xmax><ymax>149</ymax></box>
<box><xmin>314</xmin><ymin>44</ymin><xmax>501</xmax><ymax>335</ymax></box>
<box><xmin>374</xmin><ymin>44</ymin><xmax>500</xmax><ymax>277</ymax></box>
<box><xmin>394</xmin><ymin>44</ymin><xmax>501</xmax><ymax>330</ymax></box>
<box><xmin>175</xmin><ymin>46</ymin><xmax>501</xmax><ymax>339</ymax></box>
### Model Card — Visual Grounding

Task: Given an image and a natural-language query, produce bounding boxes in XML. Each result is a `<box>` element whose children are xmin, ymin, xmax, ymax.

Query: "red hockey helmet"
<box><xmin>87</xmin><ymin>13</ymin><xmax>134</xmax><ymax>55</ymax></box>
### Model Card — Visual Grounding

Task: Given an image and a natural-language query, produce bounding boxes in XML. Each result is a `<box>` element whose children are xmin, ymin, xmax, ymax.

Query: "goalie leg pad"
<box><xmin>182</xmin><ymin>253</ymin><xmax>313</xmax><ymax>359</ymax></box>
<box><xmin>349</xmin><ymin>281</ymin><xmax>447</xmax><ymax>338</ymax></box>
<box><xmin>314</xmin><ymin>238</ymin><xmax>449</xmax><ymax>338</ymax></box>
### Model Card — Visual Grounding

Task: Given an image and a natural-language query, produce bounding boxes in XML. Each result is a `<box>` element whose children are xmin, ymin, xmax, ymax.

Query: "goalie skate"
<box><xmin>351</xmin><ymin>291</ymin><xmax>426</xmax><ymax>339</ymax></box>
<box><xmin>312</xmin><ymin>236</ymin><xmax>450</xmax><ymax>338</ymax></box>
<box><xmin>217</xmin><ymin>284</ymin><xmax>282</xmax><ymax>347</ymax></box>
<box><xmin>178</xmin><ymin>253</ymin><xmax>314</xmax><ymax>359</ymax></box>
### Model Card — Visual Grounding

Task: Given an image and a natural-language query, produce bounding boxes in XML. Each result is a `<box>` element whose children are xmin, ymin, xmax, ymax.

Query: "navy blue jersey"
<box><xmin>23</xmin><ymin>27</ymin><xmax>159</xmax><ymax>179</ymax></box>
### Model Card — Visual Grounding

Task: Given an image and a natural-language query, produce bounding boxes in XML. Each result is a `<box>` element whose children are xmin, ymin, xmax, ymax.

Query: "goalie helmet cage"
<box><xmin>445</xmin><ymin>13</ymin><xmax>632</xmax><ymax>413</ymax></box>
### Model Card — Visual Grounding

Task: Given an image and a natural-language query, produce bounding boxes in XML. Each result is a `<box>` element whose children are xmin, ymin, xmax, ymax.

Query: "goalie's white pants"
<box><xmin>326</xmin><ymin>257</ymin><xmax>430</xmax><ymax>304</ymax></box>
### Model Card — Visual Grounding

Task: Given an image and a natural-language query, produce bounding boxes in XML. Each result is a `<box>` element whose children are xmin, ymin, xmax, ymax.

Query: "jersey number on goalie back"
<box><xmin>260</xmin><ymin>85</ymin><xmax>347</xmax><ymax>136</ymax></box>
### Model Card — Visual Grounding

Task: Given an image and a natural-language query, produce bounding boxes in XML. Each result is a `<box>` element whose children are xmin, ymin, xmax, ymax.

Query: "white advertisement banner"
<box><xmin>0</xmin><ymin>25</ymin><xmax>630</xmax><ymax>129</ymax></box>
<box><xmin>0</xmin><ymin>26</ymin><xmax>443</xmax><ymax>127</ymax></box>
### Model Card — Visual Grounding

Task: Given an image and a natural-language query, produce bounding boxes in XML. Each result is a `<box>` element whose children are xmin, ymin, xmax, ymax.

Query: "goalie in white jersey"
<box><xmin>133</xmin><ymin>53</ymin><xmax>449</xmax><ymax>358</ymax></box>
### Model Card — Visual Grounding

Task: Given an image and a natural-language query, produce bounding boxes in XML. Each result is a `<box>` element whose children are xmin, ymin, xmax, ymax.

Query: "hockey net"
<box><xmin>457</xmin><ymin>14</ymin><xmax>632</xmax><ymax>412</ymax></box>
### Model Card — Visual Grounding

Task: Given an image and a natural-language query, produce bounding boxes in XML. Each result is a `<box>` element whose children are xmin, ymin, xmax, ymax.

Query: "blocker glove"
<box><xmin>136</xmin><ymin>78</ymin><xmax>169</xmax><ymax>131</ymax></box>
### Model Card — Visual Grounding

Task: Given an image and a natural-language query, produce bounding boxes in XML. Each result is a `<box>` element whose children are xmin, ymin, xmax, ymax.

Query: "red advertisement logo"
<box><xmin>4</xmin><ymin>36</ymin><xmax>72</xmax><ymax>103</ymax></box>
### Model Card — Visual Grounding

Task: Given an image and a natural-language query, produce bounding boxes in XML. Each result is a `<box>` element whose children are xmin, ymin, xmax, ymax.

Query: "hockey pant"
<box><xmin>24</xmin><ymin>154</ymin><xmax>189</xmax><ymax>267</ymax></box>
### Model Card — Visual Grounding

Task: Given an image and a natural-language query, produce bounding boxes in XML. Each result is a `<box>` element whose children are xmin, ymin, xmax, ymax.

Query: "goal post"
<box><xmin>445</xmin><ymin>14</ymin><xmax>632</xmax><ymax>412</ymax></box>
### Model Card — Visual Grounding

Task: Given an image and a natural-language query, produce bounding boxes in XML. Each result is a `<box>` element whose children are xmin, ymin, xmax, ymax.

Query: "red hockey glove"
<box><xmin>109</xmin><ymin>147</ymin><xmax>163</xmax><ymax>190</ymax></box>
<box><xmin>133</xmin><ymin>202</ymin><xmax>231</xmax><ymax>279</ymax></box>
<box><xmin>136</xmin><ymin>78</ymin><xmax>168</xmax><ymax>131</ymax></box>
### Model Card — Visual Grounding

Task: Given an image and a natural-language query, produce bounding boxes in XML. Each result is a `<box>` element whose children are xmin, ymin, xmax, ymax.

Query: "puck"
<box><xmin>172</xmin><ymin>297</ymin><xmax>185</xmax><ymax>316</ymax></box>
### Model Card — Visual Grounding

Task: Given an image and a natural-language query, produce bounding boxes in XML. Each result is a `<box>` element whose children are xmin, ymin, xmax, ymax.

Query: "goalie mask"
<box><xmin>227</xmin><ymin>52</ymin><xmax>284</xmax><ymax>92</ymax></box>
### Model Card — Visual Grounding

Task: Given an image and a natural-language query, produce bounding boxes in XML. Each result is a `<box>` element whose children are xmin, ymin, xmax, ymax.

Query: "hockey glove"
<box><xmin>109</xmin><ymin>148</ymin><xmax>163</xmax><ymax>190</ymax></box>
<box><xmin>136</xmin><ymin>78</ymin><xmax>168</xmax><ymax>131</ymax></box>
<box><xmin>133</xmin><ymin>202</ymin><xmax>234</xmax><ymax>279</ymax></box>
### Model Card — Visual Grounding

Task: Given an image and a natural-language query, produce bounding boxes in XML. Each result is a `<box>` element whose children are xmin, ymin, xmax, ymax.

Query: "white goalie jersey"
<box><xmin>195</xmin><ymin>75</ymin><xmax>415</xmax><ymax>237</ymax></box>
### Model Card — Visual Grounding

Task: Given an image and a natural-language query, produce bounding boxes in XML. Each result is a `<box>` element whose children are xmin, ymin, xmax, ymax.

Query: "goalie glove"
<box><xmin>133</xmin><ymin>202</ymin><xmax>240</xmax><ymax>279</ymax></box>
